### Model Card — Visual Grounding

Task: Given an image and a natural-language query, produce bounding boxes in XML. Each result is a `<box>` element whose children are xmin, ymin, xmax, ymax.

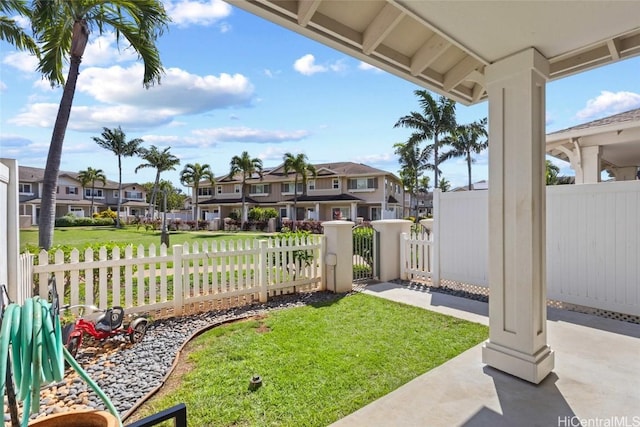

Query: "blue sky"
<box><xmin>2</xmin><ymin>0</ymin><xmax>640</xmax><ymax>191</ymax></box>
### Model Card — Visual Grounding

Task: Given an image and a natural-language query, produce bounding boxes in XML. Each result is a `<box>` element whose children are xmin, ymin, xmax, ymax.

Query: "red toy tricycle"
<box><xmin>61</xmin><ymin>304</ymin><xmax>148</xmax><ymax>358</ymax></box>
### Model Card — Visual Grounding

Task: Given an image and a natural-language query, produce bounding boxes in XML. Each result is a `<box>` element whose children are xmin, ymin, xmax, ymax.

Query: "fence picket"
<box><xmin>29</xmin><ymin>236</ymin><xmax>323</xmax><ymax>317</ymax></box>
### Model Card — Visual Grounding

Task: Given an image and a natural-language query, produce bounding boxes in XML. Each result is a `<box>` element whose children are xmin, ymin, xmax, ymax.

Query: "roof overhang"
<box><xmin>226</xmin><ymin>0</ymin><xmax>640</xmax><ymax>106</ymax></box>
<box><xmin>546</xmin><ymin>109</ymin><xmax>640</xmax><ymax>169</ymax></box>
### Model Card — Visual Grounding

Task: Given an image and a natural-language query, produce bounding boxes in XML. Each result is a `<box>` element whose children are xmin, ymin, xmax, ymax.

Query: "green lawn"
<box><xmin>130</xmin><ymin>293</ymin><xmax>488</xmax><ymax>427</ymax></box>
<box><xmin>19</xmin><ymin>226</ymin><xmax>274</xmax><ymax>253</ymax></box>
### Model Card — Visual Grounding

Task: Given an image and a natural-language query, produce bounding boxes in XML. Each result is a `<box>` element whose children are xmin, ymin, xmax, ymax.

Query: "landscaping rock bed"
<box><xmin>4</xmin><ymin>290</ymin><xmax>351</xmax><ymax>425</ymax></box>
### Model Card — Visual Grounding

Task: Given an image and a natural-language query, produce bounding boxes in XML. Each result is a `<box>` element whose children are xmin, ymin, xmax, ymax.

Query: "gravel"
<box><xmin>4</xmin><ymin>290</ymin><xmax>350</xmax><ymax>425</ymax></box>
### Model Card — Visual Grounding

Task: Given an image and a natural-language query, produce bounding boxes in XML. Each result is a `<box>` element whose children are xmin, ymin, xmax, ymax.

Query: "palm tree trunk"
<box><xmin>193</xmin><ymin>183</ymin><xmax>199</xmax><ymax>230</ymax></box>
<box><xmin>89</xmin><ymin>182</ymin><xmax>95</xmax><ymax>214</ymax></box>
<box><xmin>434</xmin><ymin>135</ymin><xmax>439</xmax><ymax>189</ymax></box>
<box><xmin>150</xmin><ymin>172</ymin><xmax>160</xmax><ymax>219</ymax></box>
<box><xmin>292</xmin><ymin>176</ymin><xmax>298</xmax><ymax>231</ymax></box>
<box><xmin>38</xmin><ymin>56</ymin><xmax>82</xmax><ymax>249</ymax></box>
<box><xmin>116</xmin><ymin>156</ymin><xmax>122</xmax><ymax>228</ymax></box>
<box><xmin>467</xmin><ymin>151</ymin><xmax>473</xmax><ymax>191</ymax></box>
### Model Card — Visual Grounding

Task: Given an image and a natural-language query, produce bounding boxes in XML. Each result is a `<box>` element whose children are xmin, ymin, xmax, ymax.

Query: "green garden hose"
<box><xmin>0</xmin><ymin>297</ymin><xmax>123</xmax><ymax>427</ymax></box>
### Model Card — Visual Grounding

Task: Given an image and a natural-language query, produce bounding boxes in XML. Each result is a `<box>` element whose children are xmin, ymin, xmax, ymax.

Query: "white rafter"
<box><xmin>362</xmin><ymin>3</ymin><xmax>404</xmax><ymax>55</ymax></box>
<box><xmin>297</xmin><ymin>0</ymin><xmax>321</xmax><ymax>27</ymax></box>
<box><xmin>410</xmin><ymin>34</ymin><xmax>451</xmax><ymax>76</ymax></box>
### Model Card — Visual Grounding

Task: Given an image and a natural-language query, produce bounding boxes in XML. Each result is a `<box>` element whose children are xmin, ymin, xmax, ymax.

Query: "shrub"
<box><xmin>55</xmin><ymin>215</ymin><xmax>76</xmax><ymax>227</ymax></box>
<box><xmin>227</xmin><ymin>211</ymin><xmax>240</xmax><ymax>221</ymax></box>
<box><xmin>95</xmin><ymin>208</ymin><xmax>117</xmax><ymax>220</ymax></box>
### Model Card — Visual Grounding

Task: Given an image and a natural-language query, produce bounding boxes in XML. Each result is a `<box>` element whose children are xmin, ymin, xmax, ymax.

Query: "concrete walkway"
<box><xmin>331</xmin><ymin>282</ymin><xmax>640</xmax><ymax>427</ymax></box>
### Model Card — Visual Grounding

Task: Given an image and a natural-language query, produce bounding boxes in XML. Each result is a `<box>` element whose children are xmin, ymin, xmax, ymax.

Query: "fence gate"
<box><xmin>352</xmin><ymin>224</ymin><xmax>378</xmax><ymax>281</ymax></box>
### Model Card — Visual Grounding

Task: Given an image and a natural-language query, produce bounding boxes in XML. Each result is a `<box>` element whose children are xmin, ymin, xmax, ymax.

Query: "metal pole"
<box><xmin>161</xmin><ymin>189</ymin><xmax>169</xmax><ymax>246</ymax></box>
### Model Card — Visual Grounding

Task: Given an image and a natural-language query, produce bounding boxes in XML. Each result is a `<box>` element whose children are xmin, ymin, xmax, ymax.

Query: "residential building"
<box><xmin>190</xmin><ymin>162</ymin><xmax>404</xmax><ymax>222</ymax></box>
<box><xmin>18</xmin><ymin>166</ymin><xmax>148</xmax><ymax>225</ymax></box>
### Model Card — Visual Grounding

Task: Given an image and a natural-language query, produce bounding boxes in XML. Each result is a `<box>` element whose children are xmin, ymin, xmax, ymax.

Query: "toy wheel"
<box><xmin>66</xmin><ymin>336</ymin><xmax>80</xmax><ymax>359</ymax></box>
<box><xmin>130</xmin><ymin>321</ymin><xmax>147</xmax><ymax>344</ymax></box>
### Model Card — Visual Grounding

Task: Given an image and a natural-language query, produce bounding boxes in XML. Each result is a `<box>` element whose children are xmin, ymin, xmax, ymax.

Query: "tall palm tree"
<box><xmin>394</xmin><ymin>140</ymin><xmax>433</xmax><ymax>220</ymax></box>
<box><xmin>0</xmin><ymin>0</ymin><xmax>38</xmax><ymax>55</ymax></box>
<box><xmin>135</xmin><ymin>145</ymin><xmax>180</xmax><ymax>219</ymax></box>
<box><xmin>229</xmin><ymin>151</ymin><xmax>263</xmax><ymax>225</ymax></box>
<box><xmin>77</xmin><ymin>167</ymin><xmax>106</xmax><ymax>215</ymax></box>
<box><xmin>283</xmin><ymin>152</ymin><xmax>317</xmax><ymax>228</ymax></box>
<box><xmin>93</xmin><ymin>126</ymin><xmax>144</xmax><ymax>227</ymax></box>
<box><xmin>180</xmin><ymin>163</ymin><xmax>214</xmax><ymax>229</ymax></box>
<box><xmin>440</xmin><ymin>118</ymin><xmax>488</xmax><ymax>190</ymax></box>
<box><xmin>31</xmin><ymin>0</ymin><xmax>169</xmax><ymax>248</ymax></box>
<box><xmin>394</xmin><ymin>90</ymin><xmax>457</xmax><ymax>189</ymax></box>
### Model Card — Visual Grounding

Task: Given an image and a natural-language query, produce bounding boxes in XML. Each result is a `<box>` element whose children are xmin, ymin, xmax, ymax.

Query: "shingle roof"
<box><xmin>548</xmin><ymin>108</ymin><xmax>640</xmax><ymax>135</ymax></box>
<box><xmin>18</xmin><ymin>165</ymin><xmax>131</xmax><ymax>188</ymax></box>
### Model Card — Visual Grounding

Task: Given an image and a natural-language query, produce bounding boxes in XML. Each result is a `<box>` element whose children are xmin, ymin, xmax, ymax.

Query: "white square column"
<box><xmin>481</xmin><ymin>48</ymin><xmax>554</xmax><ymax>384</ymax></box>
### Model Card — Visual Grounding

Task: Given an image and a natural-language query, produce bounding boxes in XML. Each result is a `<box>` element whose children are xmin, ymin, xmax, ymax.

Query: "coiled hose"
<box><xmin>0</xmin><ymin>296</ymin><xmax>122</xmax><ymax>427</ymax></box>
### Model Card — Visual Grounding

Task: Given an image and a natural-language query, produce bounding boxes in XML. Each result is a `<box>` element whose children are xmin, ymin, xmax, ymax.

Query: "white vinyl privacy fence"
<box><xmin>401</xmin><ymin>182</ymin><xmax>640</xmax><ymax>316</ymax></box>
<box><xmin>23</xmin><ymin>235</ymin><xmax>324</xmax><ymax>316</ymax></box>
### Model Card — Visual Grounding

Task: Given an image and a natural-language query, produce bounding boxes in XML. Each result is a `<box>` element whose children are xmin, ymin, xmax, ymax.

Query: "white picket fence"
<box><xmin>25</xmin><ymin>235</ymin><xmax>324</xmax><ymax>317</ymax></box>
<box><xmin>400</xmin><ymin>230</ymin><xmax>434</xmax><ymax>282</ymax></box>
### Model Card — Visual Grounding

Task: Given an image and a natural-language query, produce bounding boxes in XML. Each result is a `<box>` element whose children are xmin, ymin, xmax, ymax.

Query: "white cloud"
<box><xmin>358</xmin><ymin>61</ymin><xmax>383</xmax><ymax>72</ymax></box>
<box><xmin>164</xmin><ymin>0</ymin><xmax>232</xmax><ymax>27</ymax></box>
<box><xmin>77</xmin><ymin>63</ymin><xmax>254</xmax><ymax>114</ymax></box>
<box><xmin>2</xmin><ymin>51</ymin><xmax>39</xmax><ymax>73</ymax></box>
<box><xmin>192</xmin><ymin>127</ymin><xmax>310</xmax><ymax>143</ymax></box>
<box><xmin>294</xmin><ymin>54</ymin><xmax>327</xmax><ymax>76</ymax></box>
<box><xmin>353</xmin><ymin>153</ymin><xmax>394</xmax><ymax>164</ymax></box>
<box><xmin>82</xmin><ymin>33</ymin><xmax>138</xmax><ymax>66</ymax></box>
<box><xmin>576</xmin><ymin>91</ymin><xmax>640</xmax><ymax>120</ymax></box>
<box><xmin>258</xmin><ymin>146</ymin><xmax>294</xmax><ymax>162</ymax></box>
<box><xmin>0</xmin><ymin>81</ymin><xmax>6</xmax><ymax>92</ymax></box>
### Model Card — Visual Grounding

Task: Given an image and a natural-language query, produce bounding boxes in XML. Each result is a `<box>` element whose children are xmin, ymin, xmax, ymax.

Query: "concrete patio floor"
<box><xmin>331</xmin><ymin>282</ymin><xmax>640</xmax><ymax>427</ymax></box>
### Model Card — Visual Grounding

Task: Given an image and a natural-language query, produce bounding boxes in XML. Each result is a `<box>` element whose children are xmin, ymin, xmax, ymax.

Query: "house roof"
<box><xmin>213</xmin><ymin>161</ymin><xmax>400</xmax><ymax>184</ymax></box>
<box><xmin>18</xmin><ymin>165</ymin><xmax>141</xmax><ymax>189</ymax></box>
<box><xmin>546</xmin><ymin>108</ymin><xmax>640</xmax><ymax>169</ymax></box>
<box><xmin>227</xmin><ymin>1</ymin><xmax>640</xmax><ymax>106</ymax></box>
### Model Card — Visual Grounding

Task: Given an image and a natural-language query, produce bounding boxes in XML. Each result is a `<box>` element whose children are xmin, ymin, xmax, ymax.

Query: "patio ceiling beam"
<box><xmin>410</xmin><ymin>34</ymin><xmax>451</xmax><ymax>76</ymax></box>
<box><xmin>443</xmin><ymin>56</ymin><xmax>482</xmax><ymax>92</ymax></box>
<box><xmin>607</xmin><ymin>38</ymin><xmax>622</xmax><ymax>60</ymax></box>
<box><xmin>297</xmin><ymin>0</ymin><xmax>321</xmax><ymax>27</ymax></box>
<box><xmin>362</xmin><ymin>3</ymin><xmax>405</xmax><ymax>55</ymax></box>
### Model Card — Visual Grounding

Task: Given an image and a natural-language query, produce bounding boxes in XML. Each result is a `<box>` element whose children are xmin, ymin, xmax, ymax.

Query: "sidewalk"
<box><xmin>330</xmin><ymin>282</ymin><xmax>640</xmax><ymax>427</ymax></box>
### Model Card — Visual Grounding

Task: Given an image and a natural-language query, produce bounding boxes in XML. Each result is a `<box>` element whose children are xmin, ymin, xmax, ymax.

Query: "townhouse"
<box><xmin>191</xmin><ymin>161</ymin><xmax>404</xmax><ymax>222</ymax></box>
<box><xmin>18</xmin><ymin>166</ymin><xmax>148</xmax><ymax>225</ymax></box>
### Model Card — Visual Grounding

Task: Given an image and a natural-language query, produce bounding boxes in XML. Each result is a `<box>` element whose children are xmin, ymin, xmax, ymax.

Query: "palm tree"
<box><xmin>77</xmin><ymin>167</ymin><xmax>106</xmax><ymax>215</ymax></box>
<box><xmin>93</xmin><ymin>127</ymin><xmax>144</xmax><ymax>227</ymax></box>
<box><xmin>0</xmin><ymin>0</ymin><xmax>38</xmax><ymax>56</ymax></box>
<box><xmin>282</xmin><ymin>152</ymin><xmax>317</xmax><ymax>228</ymax></box>
<box><xmin>135</xmin><ymin>145</ymin><xmax>180</xmax><ymax>219</ymax></box>
<box><xmin>394</xmin><ymin>90</ymin><xmax>457</xmax><ymax>189</ymax></box>
<box><xmin>440</xmin><ymin>118</ymin><xmax>488</xmax><ymax>190</ymax></box>
<box><xmin>229</xmin><ymin>151</ymin><xmax>263</xmax><ymax>225</ymax></box>
<box><xmin>394</xmin><ymin>140</ymin><xmax>433</xmax><ymax>220</ymax></box>
<box><xmin>438</xmin><ymin>177</ymin><xmax>451</xmax><ymax>192</ymax></box>
<box><xmin>31</xmin><ymin>0</ymin><xmax>169</xmax><ymax>248</ymax></box>
<box><xmin>546</xmin><ymin>159</ymin><xmax>560</xmax><ymax>185</ymax></box>
<box><xmin>180</xmin><ymin>163</ymin><xmax>214</xmax><ymax>229</ymax></box>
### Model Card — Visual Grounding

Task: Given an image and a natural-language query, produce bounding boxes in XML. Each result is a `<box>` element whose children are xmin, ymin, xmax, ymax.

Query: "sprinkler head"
<box><xmin>248</xmin><ymin>375</ymin><xmax>262</xmax><ymax>391</ymax></box>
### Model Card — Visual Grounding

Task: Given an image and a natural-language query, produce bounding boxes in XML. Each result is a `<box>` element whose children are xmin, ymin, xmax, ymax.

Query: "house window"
<box><xmin>282</xmin><ymin>182</ymin><xmax>303</xmax><ymax>194</ymax></box>
<box><xmin>307</xmin><ymin>180</ymin><xmax>316</xmax><ymax>191</ymax></box>
<box><xmin>124</xmin><ymin>191</ymin><xmax>144</xmax><ymax>200</ymax></box>
<box><xmin>371</xmin><ymin>207</ymin><xmax>381</xmax><ymax>221</ymax></box>
<box><xmin>348</xmin><ymin>177</ymin><xmax>377</xmax><ymax>191</ymax></box>
<box><xmin>216</xmin><ymin>185</ymin><xmax>222</xmax><ymax>194</ymax></box>
<box><xmin>19</xmin><ymin>183</ymin><xmax>32</xmax><ymax>194</ymax></box>
<box><xmin>332</xmin><ymin>207</ymin><xmax>350</xmax><ymax>220</ymax></box>
<box><xmin>249</xmin><ymin>183</ymin><xmax>270</xmax><ymax>195</ymax></box>
<box><xmin>332</xmin><ymin>179</ymin><xmax>339</xmax><ymax>189</ymax></box>
<box><xmin>279</xmin><ymin>208</ymin><xmax>288</xmax><ymax>218</ymax></box>
<box><xmin>113</xmin><ymin>190</ymin><xmax>119</xmax><ymax>198</ymax></box>
<box><xmin>85</xmin><ymin>189</ymin><xmax>104</xmax><ymax>198</ymax></box>
<box><xmin>66</xmin><ymin>186</ymin><xmax>79</xmax><ymax>195</ymax></box>
<box><xmin>234</xmin><ymin>184</ymin><xmax>242</xmax><ymax>194</ymax></box>
<box><xmin>197</xmin><ymin>187</ymin><xmax>213</xmax><ymax>196</ymax></box>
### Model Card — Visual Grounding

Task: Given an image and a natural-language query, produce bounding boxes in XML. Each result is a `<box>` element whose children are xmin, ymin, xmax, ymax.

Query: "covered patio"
<box><xmin>227</xmin><ymin>0</ymin><xmax>640</xmax><ymax>385</ymax></box>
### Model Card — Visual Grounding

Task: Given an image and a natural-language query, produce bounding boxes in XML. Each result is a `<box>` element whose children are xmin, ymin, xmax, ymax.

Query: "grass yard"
<box><xmin>19</xmin><ymin>227</ymin><xmax>274</xmax><ymax>253</ymax></box>
<box><xmin>129</xmin><ymin>293</ymin><xmax>488</xmax><ymax>427</ymax></box>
